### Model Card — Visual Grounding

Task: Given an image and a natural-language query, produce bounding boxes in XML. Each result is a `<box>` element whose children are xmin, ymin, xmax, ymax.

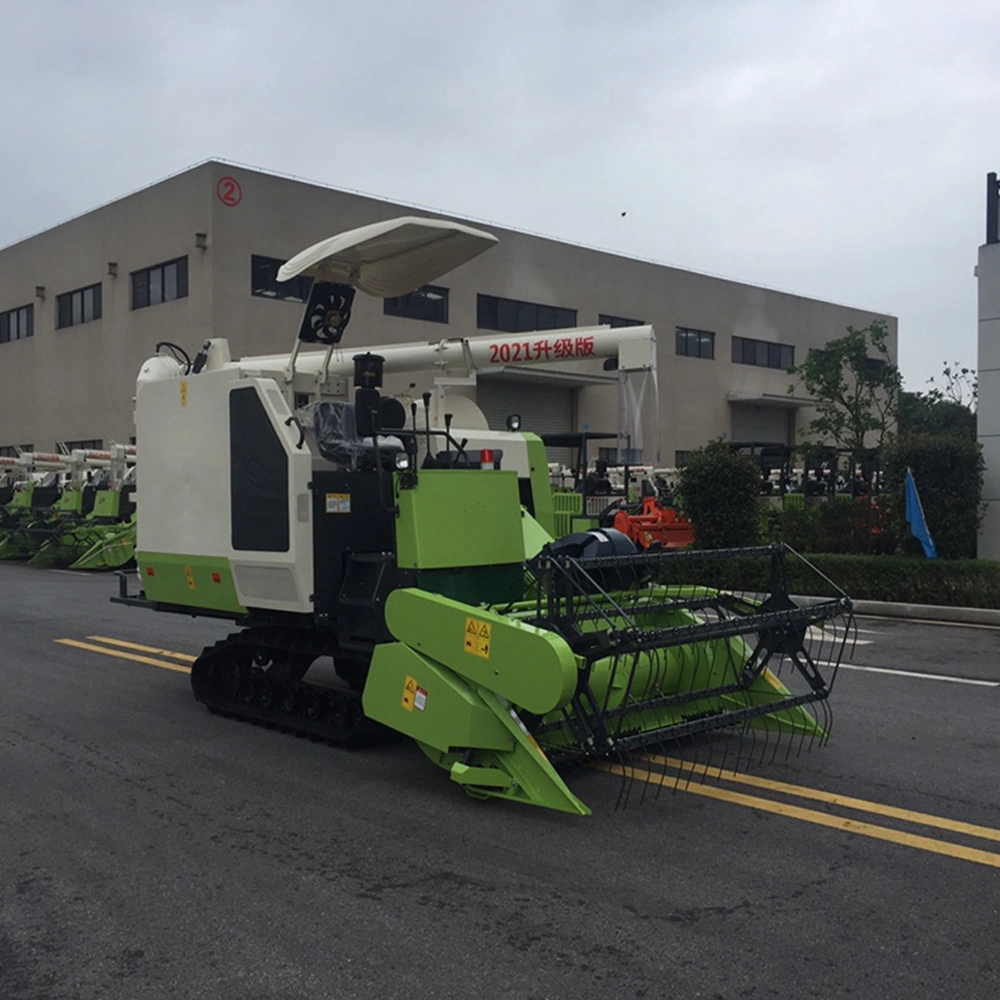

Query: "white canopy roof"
<box><xmin>277</xmin><ymin>216</ymin><xmax>498</xmax><ymax>297</ymax></box>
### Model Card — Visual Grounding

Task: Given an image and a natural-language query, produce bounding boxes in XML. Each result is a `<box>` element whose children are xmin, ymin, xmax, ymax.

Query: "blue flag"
<box><xmin>905</xmin><ymin>467</ymin><xmax>936</xmax><ymax>559</ymax></box>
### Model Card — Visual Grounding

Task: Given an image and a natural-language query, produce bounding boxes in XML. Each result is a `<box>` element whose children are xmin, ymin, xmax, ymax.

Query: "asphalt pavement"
<box><xmin>1</xmin><ymin>563</ymin><xmax>998</xmax><ymax>1000</ymax></box>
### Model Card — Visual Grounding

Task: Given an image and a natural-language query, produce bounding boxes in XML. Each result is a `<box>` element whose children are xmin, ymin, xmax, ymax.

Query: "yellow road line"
<box><xmin>643</xmin><ymin>754</ymin><xmax>1000</xmax><ymax>845</ymax></box>
<box><xmin>601</xmin><ymin>762</ymin><xmax>1000</xmax><ymax>870</ymax></box>
<box><xmin>56</xmin><ymin>639</ymin><xmax>191</xmax><ymax>675</ymax></box>
<box><xmin>86</xmin><ymin>635</ymin><xmax>196</xmax><ymax>662</ymax></box>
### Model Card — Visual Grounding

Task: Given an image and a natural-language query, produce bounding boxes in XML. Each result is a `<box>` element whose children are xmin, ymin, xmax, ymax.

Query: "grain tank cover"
<box><xmin>277</xmin><ymin>216</ymin><xmax>498</xmax><ymax>297</ymax></box>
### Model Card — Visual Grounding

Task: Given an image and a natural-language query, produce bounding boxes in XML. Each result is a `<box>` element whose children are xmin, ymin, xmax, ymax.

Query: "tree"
<box><xmin>898</xmin><ymin>391</ymin><xmax>976</xmax><ymax>439</ymax></box>
<box><xmin>788</xmin><ymin>319</ymin><xmax>902</xmax><ymax>461</ymax></box>
<box><xmin>881</xmin><ymin>433</ymin><xmax>985</xmax><ymax>559</ymax></box>
<box><xmin>898</xmin><ymin>360</ymin><xmax>977</xmax><ymax>440</ymax></box>
<box><xmin>926</xmin><ymin>361</ymin><xmax>977</xmax><ymax>409</ymax></box>
<box><xmin>676</xmin><ymin>441</ymin><xmax>761</xmax><ymax>548</ymax></box>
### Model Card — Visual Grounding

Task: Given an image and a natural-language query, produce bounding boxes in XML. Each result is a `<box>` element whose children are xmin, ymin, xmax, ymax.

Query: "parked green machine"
<box><xmin>116</xmin><ymin>217</ymin><xmax>853</xmax><ymax>815</ymax></box>
<box><xmin>0</xmin><ymin>447</ymin><xmax>136</xmax><ymax>566</ymax></box>
<box><xmin>28</xmin><ymin>447</ymin><xmax>136</xmax><ymax>568</ymax></box>
<box><xmin>0</xmin><ymin>453</ymin><xmax>66</xmax><ymax>558</ymax></box>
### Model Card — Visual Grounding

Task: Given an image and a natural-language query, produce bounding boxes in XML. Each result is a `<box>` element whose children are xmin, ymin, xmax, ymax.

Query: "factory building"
<box><xmin>0</xmin><ymin>160</ymin><xmax>896</xmax><ymax>467</ymax></box>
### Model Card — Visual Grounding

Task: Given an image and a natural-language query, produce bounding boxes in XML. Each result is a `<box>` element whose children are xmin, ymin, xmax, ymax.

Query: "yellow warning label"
<box><xmin>180</xmin><ymin>380</ymin><xmax>188</xmax><ymax>407</ymax></box>
<box><xmin>402</xmin><ymin>674</ymin><xmax>417</xmax><ymax>711</ymax></box>
<box><xmin>184</xmin><ymin>564</ymin><xmax>196</xmax><ymax>590</ymax></box>
<box><xmin>464</xmin><ymin>617</ymin><xmax>492</xmax><ymax>659</ymax></box>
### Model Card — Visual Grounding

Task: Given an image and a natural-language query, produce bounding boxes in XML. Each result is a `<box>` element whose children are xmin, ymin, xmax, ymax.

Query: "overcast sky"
<box><xmin>2</xmin><ymin>0</ymin><xmax>997</xmax><ymax>390</ymax></box>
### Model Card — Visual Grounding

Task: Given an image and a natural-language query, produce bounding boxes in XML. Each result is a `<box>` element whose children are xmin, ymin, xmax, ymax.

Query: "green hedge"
<box><xmin>657</xmin><ymin>551</ymin><xmax>1000</xmax><ymax>609</ymax></box>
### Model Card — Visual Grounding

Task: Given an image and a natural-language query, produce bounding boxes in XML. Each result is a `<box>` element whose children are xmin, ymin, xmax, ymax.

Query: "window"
<box><xmin>0</xmin><ymin>305</ymin><xmax>33</xmax><ymax>343</ymax></box>
<box><xmin>674</xmin><ymin>451</ymin><xmax>692</xmax><ymax>468</ymax></box>
<box><xmin>0</xmin><ymin>444</ymin><xmax>32</xmax><ymax>457</ymax></box>
<box><xmin>384</xmin><ymin>285</ymin><xmax>448</xmax><ymax>324</ymax></box>
<box><xmin>250</xmin><ymin>255</ymin><xmax>313</xmax><ymax>304</ymax></box>
<box><xmin>62</xmin><ymin>439</ymin><xmax>103</xmax><ymax>451</ymax></box>
<box><xmin>132</xmin><ymin>257</ymin><xmax>188</xmax><ymax>310</ymax></box>
<box><xmin>599</xmin><ymin>314</ymin><xmax>643</xmax><ymax>328</ymax></box>
<box><xmin>676</xmin><ymin>327</ymin><xmax>715</xmax><ymax>359</ymax></box>
<box><xmin>598</xmin><ymin>446</ymin><xmax>643</xmax><ymax>465</ymax></box>
<box><xmin>477</xmin><ymin>294</ymin><xmax>576</xmax><ymax>333</ymax></box>
<box><xmin>732</xmin><ymin>335</ymin><xmax>794</xmax><ymax>370</ymax></box>
<box><xmin>56</xmin><ymin>283</ymin><xmax>102</xmax><ymax>329</ymax></box>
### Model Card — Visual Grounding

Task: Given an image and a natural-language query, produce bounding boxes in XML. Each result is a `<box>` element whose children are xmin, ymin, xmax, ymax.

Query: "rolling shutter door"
<box><xmin>730</xmin><ymin>404</ymin><xmax>792</xmax><ymax>445</ymax></box>
<box><xmin>476</xmin><ymin>380</ymin><xmax>574</xmax><ymax>463</ymax></box>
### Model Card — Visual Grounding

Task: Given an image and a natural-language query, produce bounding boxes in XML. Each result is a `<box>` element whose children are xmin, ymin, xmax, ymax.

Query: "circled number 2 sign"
<box><xmin>216</xmin><ymin>176</ymin><xmax>242</xmax><ymax>207</ymax></box>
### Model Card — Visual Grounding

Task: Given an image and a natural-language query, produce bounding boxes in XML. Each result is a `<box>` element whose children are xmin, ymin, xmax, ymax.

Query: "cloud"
<box><xmin>3</xmin><ymin>0</ymin><xmax>999</xmax><ymax>387</ymax></box>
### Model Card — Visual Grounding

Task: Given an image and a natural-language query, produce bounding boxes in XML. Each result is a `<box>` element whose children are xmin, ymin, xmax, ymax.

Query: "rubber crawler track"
<box><xmin>190</xmin><ymin>626</ymin><xmax>370</xmax><ymax>745</ymax></box>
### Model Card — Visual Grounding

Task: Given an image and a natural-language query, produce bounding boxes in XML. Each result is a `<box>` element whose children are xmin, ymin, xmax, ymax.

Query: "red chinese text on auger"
<box><xmin>487</xmin><ymin>336</ymin><xmax>595</xmax><ymax>364</ymax></box>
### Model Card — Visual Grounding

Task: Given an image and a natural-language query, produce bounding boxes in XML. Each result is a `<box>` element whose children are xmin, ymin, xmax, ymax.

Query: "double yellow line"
<box><xmin>600</xmin><ymin>755</ymin><xmax>1000</xmax><ymax>869</ymax></box>
<box><xmin>56</xmin><ymin>635</ymin><xmax>194</xmax><ymax>674</ymax></box>
<box><xmin>56</xmin><ymin>634</ymin><xmax>1000</xmax><ymax>868</ymax></box>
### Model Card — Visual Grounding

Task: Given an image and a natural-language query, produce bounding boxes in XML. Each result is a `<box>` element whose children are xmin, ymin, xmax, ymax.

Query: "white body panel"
<box><xmin>136</xmin><ymin>368</ymin><xmax>314</xmax><ymax>613</ymax></box>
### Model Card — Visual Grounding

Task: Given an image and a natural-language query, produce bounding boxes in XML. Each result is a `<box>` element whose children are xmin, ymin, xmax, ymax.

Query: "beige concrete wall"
<box><xmin>977</xmin><ymin>242</ymin><xmax>1000</xmax><ymax>559</ymax></box>
<box><xmin>0</xmin><ymin>160</ymin><xmax>897</xmax><ymax>463</ymax></box>
<box><xmin>0</xmin><ymin>163</ymin><xmax>216</xmax><ymax>450</ymax></box>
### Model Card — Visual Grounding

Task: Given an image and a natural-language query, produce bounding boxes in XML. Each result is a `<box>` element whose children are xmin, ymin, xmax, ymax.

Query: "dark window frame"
<box><xmin>62</xmin><ymin>438</ymin><xmax>104</xmax><ymax>451</ymax></box>
<box><xmin>56</xmin><ymin>283</ymin><xmax>103</xmax><ymax>329</ymax></box>
<box><xmin>732</xmin><ymin>335</ymin><xmax>794</xmax><ymax>370</ymax></box>
<box><xmin>477</xmin><ymin>294</ymin><xmax>576</xmax><ymax>333</ymax></box>
<box><xmin>675</xmin><ymin>326</ymin><xmax>716</xmax><ymax>360</ymax></box>
<box><xmin>0</xmin><ymin>304</ymin><xmax>34</xmax><ymax>344</ymax></box>
<box><xmin>598</xmin><ymin>446</ymin><xmax>643</xmax><ymax>465</ymax></box>
<box><xmin>250</xmin><ymin>254</ymin><xmax>313</xmax><ymax>304</ymax></box>
<box><xmin>384</xmin><ymin>284</ymin><xmax>449</xmax><ymax>324</ymax></box>
<box><xmin>131</xmin><ymin>257</ymin><xmax>189</xmax><ymax>310</ymax></box>
<box><xmin>599</xmin><ymin>313</ymin><xmax>643</xmax><ymax>329</ymax></box>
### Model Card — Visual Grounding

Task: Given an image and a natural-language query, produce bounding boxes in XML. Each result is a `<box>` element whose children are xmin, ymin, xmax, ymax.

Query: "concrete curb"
<box><xmin>793</xmin><ymin>594</ymin><xmax>1000</xmax><ymax>627</ymax></box>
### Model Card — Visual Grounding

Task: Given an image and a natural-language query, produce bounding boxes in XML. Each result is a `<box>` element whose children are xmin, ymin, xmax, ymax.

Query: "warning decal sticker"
<box><xmin>464</xmin><ymin>617</ymin><xmax>492</xmax><ymax>659</ymax></box>
<box><xmin>414</xmin><ymin>686</ymin><xmax>427</xmax><ymax>712</ymax></box>
<box><xmin>402</xmin><ymin>675</ymin><xmax>417</xmax><ymax>711</ymax></box>
<box><xmin>325</xmin><ymin>493</ymin><xmax>351</xmax><ymax>514</ymax></box>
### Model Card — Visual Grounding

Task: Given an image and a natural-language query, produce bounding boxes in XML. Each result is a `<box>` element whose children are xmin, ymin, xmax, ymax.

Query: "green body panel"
<box><xmin>522</xmin><ymin>433</ymin><xmax>555</xmax><ymax>536</ymax></box>
<box><xmin>70</xmin><ymin>515</ymin><xmax>137</xmax><ymax>570</ymax></box>
<box><xmin>0</xmin><ymin>490</ymin><xmax>87</xmax><ymax>560</ymax></box>
<box><xmin>0</xmin><ymin>490</ymin><xmax>36</xmax><ymax>543</ymax></box>
<box><xmin>363</xmin><ymin>643</ymin><xmax>514</xmax><ymax>752</ymax></box>
<box><xmin>395</xmin><ymin>469</ymin><xmax>524</xmax><ymax>569</ymax></box>
<box><xmin>5</xmin><ymin>489</ymin><xmax>36</xmax><ymax>510</ymax></box>
<box><xmin>90</xmin><ymin>490</ymin><xmax>122</xmax><ymax>519</ymax></box>
<box><xmin>551</xmin><ymin>491</ymin><xmax>583</xmax><ymax>537</ymax></box>
<box><xmin>520</xmin><ymin>507</ymin><xmax>553</xmax><ymax>560</ymax></box>
<box><xmin>385</xmin><ymin>588</ymin><xmax>578</xmax><ymax>716</ymax></box>
<box><xmin>137</xmin><ymin>551</ymin><xmax>246</xmax><ymax>613</ymax></box>
<box><xmin>363</xmin><ymin>643</ymin><xmax>589</xmax><ymax>816</ymax></box>
<box><xmin>28</xmin><ymin>491</ymin><xmax>129</xmax><ymax>567</ymax></box>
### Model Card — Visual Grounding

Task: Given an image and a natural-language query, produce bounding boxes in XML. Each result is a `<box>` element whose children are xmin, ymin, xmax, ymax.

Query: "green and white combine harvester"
<box><xmin>0</xmin><ymin>447</ymin><xmax>136</xmax><ymax>568</ymax></box>
<box><xmin>116</xmin><ymin>217</ymin><xmax>853</xmax><ymax>815</ymax></box>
